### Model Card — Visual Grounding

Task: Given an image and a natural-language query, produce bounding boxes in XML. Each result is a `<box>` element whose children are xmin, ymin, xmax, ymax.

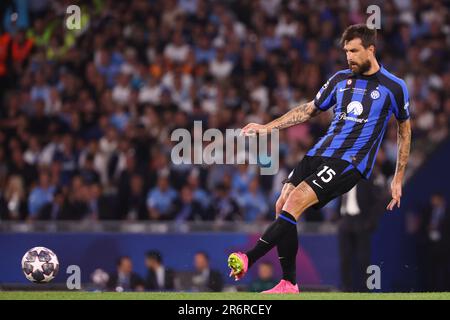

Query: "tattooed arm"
<box><xmin>241</xmin><ymin>100</ymin><xmax>320</xmax><ymax>135</ymax></box>
<box><xmin>387</xmin><ymin>119</ymin><xmax>411</xmax><ymax>211</ymax></box>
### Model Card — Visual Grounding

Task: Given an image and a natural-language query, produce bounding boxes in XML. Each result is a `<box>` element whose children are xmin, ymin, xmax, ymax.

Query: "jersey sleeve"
<box><xmin>314</xmin><ymin>72</ymin><xmax>341</xmax><ymax>111</ymax></box>
<box><xmin>391</xmin><ymin>80</ymin><xmax>410</xmax><ymax>121</ymax></box>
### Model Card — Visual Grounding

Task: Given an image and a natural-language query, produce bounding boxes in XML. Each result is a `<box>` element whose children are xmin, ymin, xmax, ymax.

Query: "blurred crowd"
<box><xmin>95</xmin><ymin>250</ymin><xmax>277</xmax><ymax>292</ymax></box>
<box><xmin>97</xmin><ymin>251</ymin><xmax>226</xmax><ymax>292</ymax></box>
<box><xmin>0</xmin><ymin>0</ymin><xmax>449</xmax><ymax>223</ymax></box>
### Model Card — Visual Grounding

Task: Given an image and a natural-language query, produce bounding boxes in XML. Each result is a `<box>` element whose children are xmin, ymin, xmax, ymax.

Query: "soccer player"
<box><xmin>228</xmin><ymin>24</ymin><xmax>412</xmax><ymax>293</ymax></box>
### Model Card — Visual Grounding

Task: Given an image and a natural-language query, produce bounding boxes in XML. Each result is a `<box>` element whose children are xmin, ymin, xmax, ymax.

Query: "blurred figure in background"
<box><xmin>28</xmin><ymin>170</ymin><xmax>55</xmax><ymax>220</ymax></box>
<box><xmin>86</xmin><ymin>183</ymin><xmax>112</xmax><ymax>220</ymax></box>
<box><xmin>144</xmin><ymin>250</ymin><xmax>175</xmax><ymax>291</ymax></box>
<box><xmin>211</xmin><ymin>183</ymin><xmax>241</xmax><ymax>222</ymax></box>
<box><xmin>186</xmin><ymin>169</ymin><xmax>210</xmax><ymax>211</ymax></box>
<box><xmin>107</xmin><ymin>256</ymin><xmax>144</xmax><ymax>292</ymax></box>
<box><xmin>420</xmin><ymin>193</ymin><xmax>450</xmax><ymax>291</ymax></box>
<box><xmin>116</xmin><ymin>173</ymin><xmax>147</xmax><ymax>221</ymax></box>
<box><xmin>171</xmin><ymin>185</ymin><xmax>205</xmax><ymax>223</ymax></box>
<box><xmin>338</xmin><ymin>178</ymin><xmax>383</xmax><ymax>292</ymax></box>
<box><xmin>146</xmin><ymin>172</ymin><xmax>178</xmax><ymax>220</ymax></box>
<box><xmin>0</xmin><ymin>175</ymin><xmax>28</xmax><ymax>220</ymax></box>
<box><xmin>249</xmin><ymin>261</ymin><xmax>277</xmax><ymax>292</ymax></box>
<box><xmin>37</xmin><ymin>187</ymin><xmax>65</xmax><ymax>220</ymax></box>
<box><xmin>192</xmin><ymin>251</ymin><xmax>223</xmax><ymax>292</ymax></box>
<box><xmin>236</xmin><ymin>177</ymin><xmax>269</xmax><ymax>222</ymax></box>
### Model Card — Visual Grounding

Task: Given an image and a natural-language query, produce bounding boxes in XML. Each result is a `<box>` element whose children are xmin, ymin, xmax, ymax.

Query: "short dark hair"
<box><xmin>340</xmin><ymin>24</ymin><xmax>377</xmax><ymax>48</ymax></box>
<box><xmin>195</xmin><ymin>251</ymin><xmax>209</xmax><ymax>261</ymax></box>
<box><xmin>146</xmin><ymin>250</ymin><xmax>163</xmax><ymax>263</ymax></box>
<box><xmin>116</xmin><ymin>256</ymin><xmax>131</xmax><ymax>267</ymax></box>
<box><xmin>259</xmin><ymin>261</ymin><xmax>273</xmax><ymax>268</ymax></box>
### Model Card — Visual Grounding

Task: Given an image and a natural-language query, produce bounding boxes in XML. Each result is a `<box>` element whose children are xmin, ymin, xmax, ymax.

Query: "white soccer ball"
<box><xmin>21</xmin><ymin>247</ymin><xmax>59</xmax><ymax>283</ymax></box>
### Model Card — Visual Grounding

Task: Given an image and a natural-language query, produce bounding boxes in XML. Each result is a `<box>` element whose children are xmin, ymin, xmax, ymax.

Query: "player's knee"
<box><xmin>283</xmin><ymin>183</ymin><xmax>318</xmax><ymax>216</ymax></box>
<box><xmin>284</xmin><ymin>188</ymin><xmax>308</xmax><ymax>207</ymax></box>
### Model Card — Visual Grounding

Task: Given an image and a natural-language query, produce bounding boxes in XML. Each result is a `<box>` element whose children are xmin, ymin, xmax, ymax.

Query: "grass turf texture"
<box><xmin>1</xmin><ymin>292</ymin><xmax>450</xmax><ymax>300</ymax></box>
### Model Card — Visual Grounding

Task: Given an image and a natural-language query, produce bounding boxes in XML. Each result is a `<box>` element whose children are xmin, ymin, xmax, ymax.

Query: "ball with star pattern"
<box><xmin>21</xmin><ymin>247</ymin><xmax>59</xmax><ymax>283</ymax></box>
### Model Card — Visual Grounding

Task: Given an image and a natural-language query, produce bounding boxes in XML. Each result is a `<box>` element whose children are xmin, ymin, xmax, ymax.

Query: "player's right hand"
<box><xmin>240</xmin><ymin>123</ymin><xmax>270</xmax><ymax>136</ymax></box>
<box><xmin>387</xmin><ymin>177</ymin><xmax>402</xmax><ymax>211</ymax></box>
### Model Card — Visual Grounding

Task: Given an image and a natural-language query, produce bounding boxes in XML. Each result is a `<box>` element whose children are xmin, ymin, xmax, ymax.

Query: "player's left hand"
<box><xmin>387</xmin><ymin>177</ymin><xmax>402</xmax><ymax>211</ymax></box>
<box><xmin>240</xmin><ymin>123</ymin><xmax>269</xmax><ymax>137</ymax></box>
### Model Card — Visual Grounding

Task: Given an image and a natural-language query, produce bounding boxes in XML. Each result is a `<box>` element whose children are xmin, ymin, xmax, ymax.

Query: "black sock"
<box><xmin>277</xmin><ymin>219</ymin><xmax>298</xmax><ymax>285</ymax></box>
<box><xmin>246</xmin><ymin>211</ymin><xmax>297</xmax><ymax>268</ymax></box>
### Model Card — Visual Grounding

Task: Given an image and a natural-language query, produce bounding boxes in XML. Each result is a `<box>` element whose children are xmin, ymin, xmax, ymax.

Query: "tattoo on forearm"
<box><xmin>268</xmin><ymin>101</ymin><xmax>320</xmax><ymax>130</ymax></box>
<box><xmin>396</xmin><ymin>120</ymin><xmax>411</xmax><ymax>177</ymax></box>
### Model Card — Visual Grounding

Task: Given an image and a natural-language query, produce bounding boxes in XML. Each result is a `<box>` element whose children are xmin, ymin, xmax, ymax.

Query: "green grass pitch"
<box><xmin>1</xmin><ymin>291</ymin><xmax>450</xmax><ymax>300</ymax></box>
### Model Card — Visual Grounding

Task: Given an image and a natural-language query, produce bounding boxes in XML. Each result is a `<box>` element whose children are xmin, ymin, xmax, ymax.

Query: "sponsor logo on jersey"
<box><xmin>347</xmin><ymin>101</ymin><xmax>363</xmax><ymax>116</ymax></box>
<box><xmin>337</xmin><ymin>101</ymin><xmax>369</xmax><ymax>124</ymax></box>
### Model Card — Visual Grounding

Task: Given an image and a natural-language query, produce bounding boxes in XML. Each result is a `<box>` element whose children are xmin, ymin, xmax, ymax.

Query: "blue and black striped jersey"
<box><xmin>307</xmin><ymin>65</ymin><xmax>410</xmax><ymax>178</ymax></box>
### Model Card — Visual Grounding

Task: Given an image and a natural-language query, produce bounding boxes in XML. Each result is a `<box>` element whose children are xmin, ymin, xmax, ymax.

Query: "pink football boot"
<box><xmin>227</xmin><ymin>252</ymin><xmax>248</xmax><ymax>281</ymax></box>
<box><xmin>262</xmin><ymin>280</ymin><xmax>300</xmax><ymax>294</ymax></box>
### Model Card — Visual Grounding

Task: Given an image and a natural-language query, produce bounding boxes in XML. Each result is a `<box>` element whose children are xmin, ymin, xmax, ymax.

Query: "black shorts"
<box><xmin>283</xmin><ymin>156</ymin><xmax>363</xmax><ymax>209</ymax></box>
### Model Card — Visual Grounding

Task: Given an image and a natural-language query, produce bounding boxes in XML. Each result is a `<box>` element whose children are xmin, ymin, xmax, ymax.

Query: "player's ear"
<box><xmin>367</xmin><ymin>44</ymin><xmax>376</xmax><ymax>56</ymax></box>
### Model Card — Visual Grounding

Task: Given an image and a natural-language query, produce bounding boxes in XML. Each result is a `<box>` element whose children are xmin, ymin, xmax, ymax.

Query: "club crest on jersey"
<box><xmin>346</xmin><ymin>101</ymin><xmax>363</xmax><ymax>116</ymax></box>
<box><xmin>347</xmin><ymin>79</ymin><xmax>352</xmax><ymax>85</ymax></box>
<box><xmin>370</xmin><ymin>90</ymin><xmax>380</xmax><ymax>99</ymax></box>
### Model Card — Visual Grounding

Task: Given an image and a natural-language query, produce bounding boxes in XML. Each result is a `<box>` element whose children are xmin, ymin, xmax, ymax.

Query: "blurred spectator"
<box><xmin>37</xmin><ymin>187</ymin><xmax>65</xmax><ymax>220</ymax></box>
<box><xmin>146</xmin><ymin>173</ymin><xmax>178</xmax><ymax>220</ymax></box>
<box><xmin>209</xmin><ymin>45</ymin><xmax>233</xmax><ymax>81</ymax></box>
<box><xmin>144</xmin><ymin>250</ymin><xmax>175</xmax><ymax>291</ymax></box>
<box><xmin>191</xmin><ymin>251</ymin><xmax>223</xmax><ymax>292</ymax></box>
<box><xmin>28</xmin><ymin>171</ymin><xmax>55</xmax><ymax>220</ymax></box>
<box><xmin>119</xmin><ymin>174</ymin><xmax>147</xmax><ymax>220</ymax></box>
<box><xmin>231</xmin><ymin>163</ymin><xmax>255</xmax><ymax>195</ymax></box>
<box><xmin>164</xmin><ymin>32</ymin><xmax>190</xmax><ymax>64</ymax></box>
<box><xmin>86</xmin><ymin>183</ymin><xmax>113</xmax><ymax>220</ymax></box>
<box><xmin>52</xmin><ymin>135</ymin><xmax>77</xmax><ymax>185</ymax></box>
<box><xmin>211</xmin><ymin>183</ymin><xmax>241</xmax><ymax>222</ymax></box>
<box><xmin>0</xmin><ymin>175</ymin><xmax>27</xmax><ymax>220</ymax></box>
<box><xmin>419</xmin><ymin>193</ymin><xmax>450</xmax><ymax>291</ymax></box>
<box><xmin>9</xmin><ymin>147</ymin><xmax>38</xmax><ymax>187</ymax></box>
<box><xmin>57</xmin><ymin>176</ymin><xmax>90</xmax><ymax>220</ymax></box>
<box><xmin>186</xmin><ymin>169</ymin><xmax>210</xmax><ymax>210</ymax></box>
<box><xmin>338</xmin><ymin>178</ymin><xmax>384</xmax><ymax>292</ymax></box>
<box><xmin>79</xmin><ymin>154</ymin><xmax>100</xmax><ymax>185</ymax></box>
<box><xmin>23</xmin><ymin>136</ymin><xmax>41</xmax><ymax>166</ymax></box>
<box><xmin>237</xmin><ymin>177</ymin><xmax>269</xmax><ymax>222</ymax></box>
<box><xmin>171</xmin><ymin>185</ymin><xmax>205</xmax><ymax>223</ymax></box>
<box><xmin>107</xmin><ymin>256</ymin><xmax>145</xmax><ymax>292</ymax></box>
<box><xmin>249</xmin><ymin>262</ymin><xmax>277</xmax><ymax>292</ymax></box>
<box><xmin>11</xmin><ymin>29</ymin><xmax>34</xmax><ymax>74</ymax></box>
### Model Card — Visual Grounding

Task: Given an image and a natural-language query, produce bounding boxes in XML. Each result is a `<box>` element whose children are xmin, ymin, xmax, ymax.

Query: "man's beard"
<box><xmin>349</xmin><ymin>60</ymin><xmax>371</xmax><ymax>74</ymax></box>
